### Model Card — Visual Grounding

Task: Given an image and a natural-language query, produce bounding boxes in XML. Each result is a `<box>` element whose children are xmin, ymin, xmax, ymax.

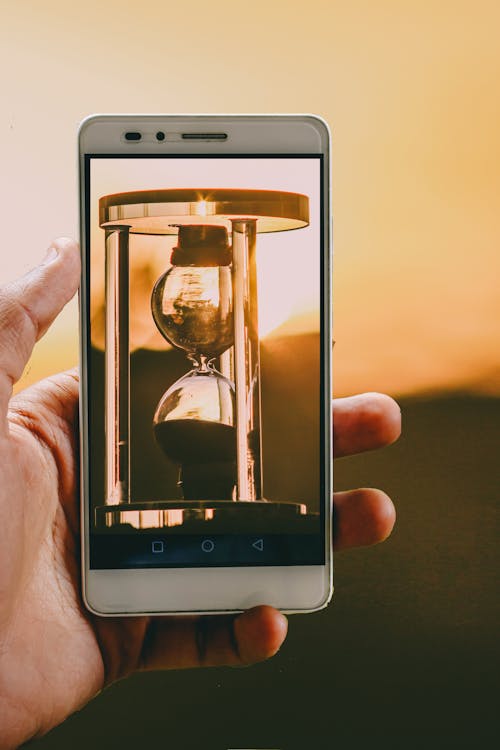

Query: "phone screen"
<box><xmin>85</xmin><ymin>154</ymin><xmax>326</xmax><ymax>569</ymax></box>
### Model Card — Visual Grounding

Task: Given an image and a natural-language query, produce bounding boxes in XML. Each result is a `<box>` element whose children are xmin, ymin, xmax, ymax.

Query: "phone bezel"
<box><xmin>79</xmin><ymin>114</ymin><xmax>333</xmax><ymax>615</ymax></box>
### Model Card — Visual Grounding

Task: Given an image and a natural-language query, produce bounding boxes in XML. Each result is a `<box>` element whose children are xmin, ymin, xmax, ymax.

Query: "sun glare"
<box><xmin>194</xmin><ymin>200</ymin><xmax>207</xmax><ymax>216</ymax></box>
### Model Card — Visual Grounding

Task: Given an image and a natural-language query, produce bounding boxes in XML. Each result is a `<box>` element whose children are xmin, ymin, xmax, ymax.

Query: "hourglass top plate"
<box><xmin>99</xmin><ymin>188</ymin><xmax>309</xmax><ymax>235</ymax></box>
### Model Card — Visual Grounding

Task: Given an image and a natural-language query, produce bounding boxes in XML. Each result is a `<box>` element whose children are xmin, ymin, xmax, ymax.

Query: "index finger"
<box><xmin>334</xmin><ymin>393</ymin><xmax>401</xmax><ymax>458</ymax></box>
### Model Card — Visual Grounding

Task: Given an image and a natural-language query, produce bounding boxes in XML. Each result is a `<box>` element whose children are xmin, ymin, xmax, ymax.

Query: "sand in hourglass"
<box><xmin>154</xmin><ymin>419</ymin><xmax>237</xmax><ymax>500</ymax></box>
<box><xmin>154</xmin><ymin>419</ymin><xmax>236</xmax><ymax>463</ymax></box>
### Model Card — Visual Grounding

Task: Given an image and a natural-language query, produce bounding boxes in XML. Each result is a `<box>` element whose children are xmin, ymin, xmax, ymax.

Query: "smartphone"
<box><xmin>79</xmin><ymin>113</ymin><xmax>332</xmax><ymax>615</ymax></box>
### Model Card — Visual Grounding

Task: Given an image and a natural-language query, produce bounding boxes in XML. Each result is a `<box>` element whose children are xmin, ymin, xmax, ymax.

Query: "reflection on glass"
<box><xmin>151</xmin><ymin>265</ymin><xmax>233</xmax><ymax>358</ymax></box>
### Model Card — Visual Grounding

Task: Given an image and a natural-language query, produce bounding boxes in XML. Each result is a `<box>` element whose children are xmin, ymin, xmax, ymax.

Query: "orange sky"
<box><xmin>2</xmin><ymin>0</ymin><xmax>499</xmax><ymax>398</ymax></box>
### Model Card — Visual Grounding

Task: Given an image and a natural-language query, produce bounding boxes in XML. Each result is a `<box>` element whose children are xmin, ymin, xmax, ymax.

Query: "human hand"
<box><xmin>0</xmin><ymin>239</ymin><xmax>400</xmax><ymax>747</ymax></box>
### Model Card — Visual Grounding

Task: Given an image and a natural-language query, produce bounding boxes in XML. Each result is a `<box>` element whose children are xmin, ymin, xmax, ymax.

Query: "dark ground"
<box><xmin>34</xmin><ymin>394</ymin><xmax>498</xmax><ymax>749</ymax></box>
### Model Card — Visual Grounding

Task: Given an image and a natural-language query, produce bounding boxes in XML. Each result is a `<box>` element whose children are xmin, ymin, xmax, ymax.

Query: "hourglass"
<box><xmin>151</xmin><ymin>224</ymin><xmax>237</xmax><ymax>502</ymax></box>
<box><xmin>95</xmin><ymin>188</ymin><xmax>316</xmax><ymax>531</ymax></box>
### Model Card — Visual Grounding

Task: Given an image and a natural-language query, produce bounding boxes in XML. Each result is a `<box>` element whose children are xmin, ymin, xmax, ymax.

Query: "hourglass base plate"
<box><xmin>95</xmin><ymin>500</ymin><xmax>319</xmax><ymax>533</ymax></box>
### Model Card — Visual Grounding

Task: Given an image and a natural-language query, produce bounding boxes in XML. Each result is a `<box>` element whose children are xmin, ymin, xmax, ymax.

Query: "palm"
<box><xmin>0</xmin><ymin>239</ymin><xmax>400</xmax><ymax>747</ymax></box>
<box><xmin>2</xmin><ymin>372</ymin><xmax>145</xmax><ymax>739</ymax></box>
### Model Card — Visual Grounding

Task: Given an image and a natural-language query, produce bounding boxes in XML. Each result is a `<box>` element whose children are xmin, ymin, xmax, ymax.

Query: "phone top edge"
<box><xmin>78</xmin><ymin>113</ymin><xmax>331</xmax><ymax>154</ymax></box>
<box><xmin>79</xmin><ymin>112</ymin><xmax>330</xmax><ymax>122</ymax></box>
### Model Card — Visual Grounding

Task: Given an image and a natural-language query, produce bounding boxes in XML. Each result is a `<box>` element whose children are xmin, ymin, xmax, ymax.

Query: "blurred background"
<box><xmin>1</xmin><ymin>1</ymin><xmax>498</xmax><ymax>747</ymax></box>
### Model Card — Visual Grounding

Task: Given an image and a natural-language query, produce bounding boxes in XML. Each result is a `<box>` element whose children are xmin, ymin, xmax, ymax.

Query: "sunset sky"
<box><xmin>2</xmin><ymin>0</ymin><xmax>499</xmax><ymax>398</ymax></box>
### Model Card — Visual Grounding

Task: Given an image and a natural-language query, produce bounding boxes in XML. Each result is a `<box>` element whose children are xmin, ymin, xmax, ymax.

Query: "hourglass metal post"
<box><xmin>231</xmin><ymin>219</ymin><xmax>261</xmax><ymax>502</ymax></box>
<box><xmin>104</xmin><ymin>224</ymin><xmax>131</xmax><ymax>506</ymax></box>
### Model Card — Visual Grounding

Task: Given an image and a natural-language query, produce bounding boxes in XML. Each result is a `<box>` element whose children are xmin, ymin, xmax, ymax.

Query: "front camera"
<box><xmin>156</xmin><ymin>131</ymin><xmax>165</xmax><ymax>142</ymax></box>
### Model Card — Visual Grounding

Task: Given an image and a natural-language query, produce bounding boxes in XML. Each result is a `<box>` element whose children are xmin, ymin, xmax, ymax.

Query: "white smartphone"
<box><xmin>79</xmin><ymin>113</ymin><xmax>332</xmax><ymax>615</ymax></box>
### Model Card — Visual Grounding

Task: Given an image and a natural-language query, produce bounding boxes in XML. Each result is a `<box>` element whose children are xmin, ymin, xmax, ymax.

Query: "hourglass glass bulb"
<box><xmin>151</xmin><ymin>225</ymin><xmax>238</xmax><ymax>499</ymax></box>
<box><xmin>151</xmin><ymin>225</ymin><xmax>233</xmax><ymax>360</ymax></box>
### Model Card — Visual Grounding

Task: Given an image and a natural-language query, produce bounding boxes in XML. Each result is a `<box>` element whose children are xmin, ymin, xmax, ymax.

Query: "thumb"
<box><xmin>0</xmin><ymin>238</ymin><xmax>80</xmax><ymax>415</ymax></box>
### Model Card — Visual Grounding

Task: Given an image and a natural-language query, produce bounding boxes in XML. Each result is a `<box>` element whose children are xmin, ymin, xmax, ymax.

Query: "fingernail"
<box><xmin>42</xmin><ymin>246</ymin><xmax>58</xmax><ymax>265</ymax></box>
<box><xmin>277</xmin><ymin>612</ymin><xmax>288</xmax><ymax>635</ymax></box>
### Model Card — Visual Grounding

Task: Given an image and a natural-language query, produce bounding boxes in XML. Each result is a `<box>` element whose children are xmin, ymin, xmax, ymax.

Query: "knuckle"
<box><xmin>0</xmin><ymin>291</ymin><xmax>37</xmax><ymax>338</ymax></box>
<box><xmin>0</xmin><ymin>291</ymin><xmax>37</xmax><ymax>379</ymax></box>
